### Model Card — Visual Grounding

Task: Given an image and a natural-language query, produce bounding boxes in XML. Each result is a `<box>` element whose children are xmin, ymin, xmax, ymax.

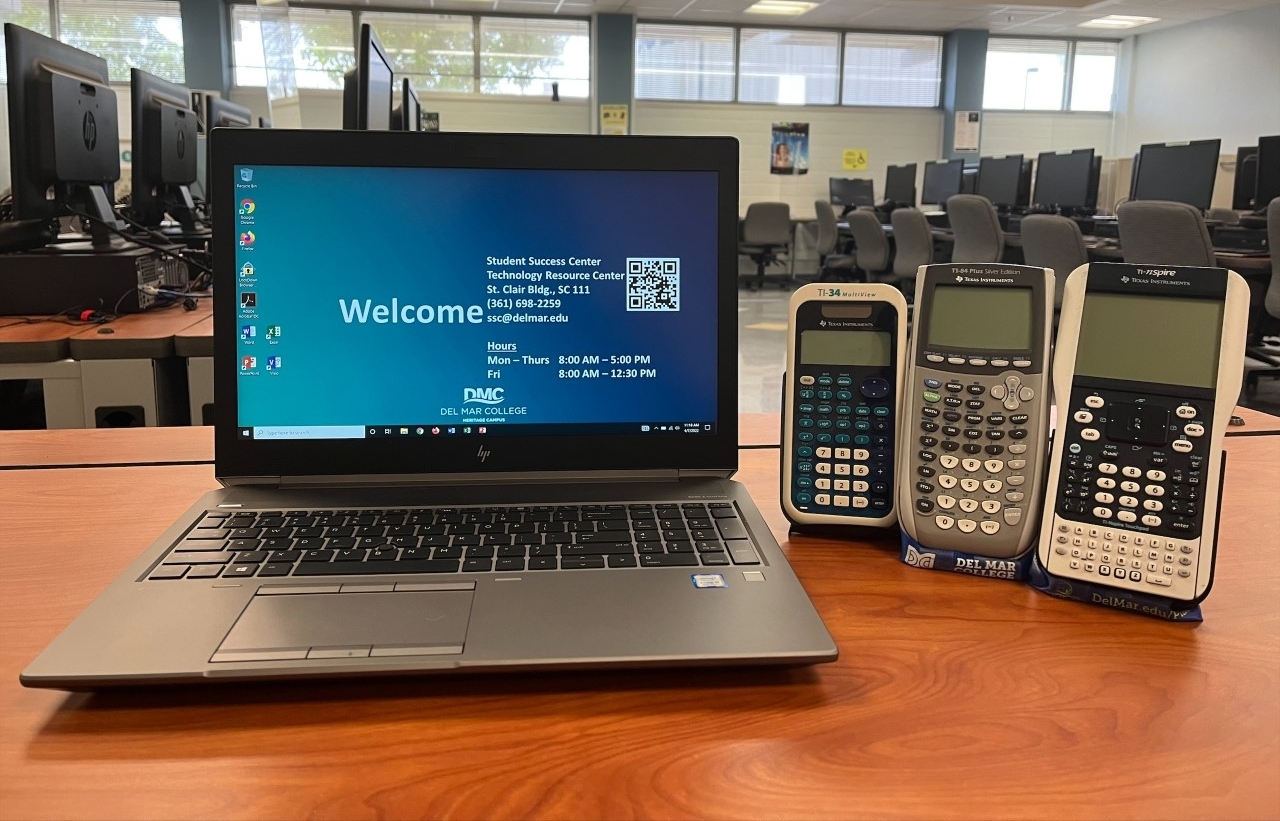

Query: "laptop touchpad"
<box><xmin>212</xmin><ymin>589</ymin><xmax>474</xmax><ymax>662</ymax></box>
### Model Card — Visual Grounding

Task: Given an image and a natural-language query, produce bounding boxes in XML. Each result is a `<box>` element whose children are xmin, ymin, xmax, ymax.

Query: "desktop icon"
<box><xmin>641</xmin><ymin>425</ymin><xmax>650</xmax><ymax>432</ymax></box>
<box><xmin>239</xmin><ymin>231</ymin><xmax>256</xmax><ymax>247</ymax></box>
<box><xmin>266</xmin><ymin>356</ymin><xmax>282</xmax><ymax>371</ymax></box>
<box><xmin>400</xmin><ymin>427</ymin><xmax>409</xmax><ymax>435</ymax></box>
<box><xmin>431</xmin><ymin>427</ymin><xmax>440</xmax><ymax>435</ymax></box>
<box><xmin>240</xmin><ymin>169</ymin><xmax>254</xmax><ymax>182</ymax></box>
<box><xmin>240</xmin><ymin>292</ymin><xmax>257</xmax><ymax>309</ymax></box>
<box><xmin>240</xmin><ymin>324</ymin><xmax>255</xmax><ymax>339</ymax></box>
<box><xmin>478</xmin><ymin>427</ymin><xmax>487</xmax><ymax>434</ymax></box>
<box><xmin>447</xmin><ymin>427</ymin><xmax>456</xmax><ymax>435</ymax></box>
<box><xmin>240</xmin><ymin>262</ymin><xmax>255</xmax><ymax>277</ymax></box>
<box><xmin>239</xmin><ymin>198</ymin><xmax>256</xmax><ymax>216</ymax></box>
<box><xmin>416</xmin><ymin>427</ymin><xmax>425</xmax><ymax>435</ymax></box>
<box><xmin>265</xmin><ymin>325</ymin><xmax>281</xmax><ymax>339</ymax></box>
<box><xmin>463</xmin><ymin>427</ymin><xmax>472</xmax><ymax>434</ymax></box>
<box><xmin>241</xmin><ymin>356</ymin><xmax>256</xmax><ymax>370</ymax></box>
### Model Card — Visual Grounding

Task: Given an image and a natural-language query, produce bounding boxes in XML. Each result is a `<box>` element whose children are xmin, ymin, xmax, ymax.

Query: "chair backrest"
<box><xmin>813</xmin><ymin>200</ymin><xmax>839</xmax><ymax>257</ymax></box>
<box><xmin>946</xmin><ymin>194</ymin><xmax>1004</xmax><ymax>264</ymax></box>
<box><xmin>1267</xmin><ymin>197</ymin><xmax>1280</xmax><ymax>320</ymax></box>
<box><xmin>845</xmin><ymin>209</ymin><xmax>890</xmax><ymax>272</ymax></box>
<box><xmin>890</xmin><ymin>207</ymin><xmax>933</xmax><ymax>281</ymax></box>
<box><xmin>1116</xmin><ymin>200</ymin><xmax>1215</xmax><ymax>267</ymax></box>
<box><xmin>1019</xmin><ymin>214</ymin><xmax>1089</xmax><ymax>308</ymax></box>
<box><xmin>741</xmin><ymin>202</ymin><xmax>792</xmax><ymax>245</ymax></box>
<box><xmin>1206</xmin><ymin>207</ymin><xmax>1240</xmax><ymax>225</ymax></box>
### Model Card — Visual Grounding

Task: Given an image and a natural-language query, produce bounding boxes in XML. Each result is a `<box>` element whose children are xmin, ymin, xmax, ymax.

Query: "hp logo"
<box><xmin>82</xmin><ymin>111</ymin><xmax>97</xmax><ymax>151</ymax></box>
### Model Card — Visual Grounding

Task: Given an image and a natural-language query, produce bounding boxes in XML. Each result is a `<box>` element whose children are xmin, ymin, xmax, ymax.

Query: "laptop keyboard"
<box><xmin>147</xmin><ymin>503</ymin><xmax>761</xmax><ymax>581</ymax></box>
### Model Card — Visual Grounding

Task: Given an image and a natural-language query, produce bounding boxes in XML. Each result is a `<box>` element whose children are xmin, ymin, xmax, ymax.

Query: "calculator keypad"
<box><xmin>790</xmin><ymin>373</ymin><xmax>895</xmax><ymax>517</ymax></box>
<box><xmin>1044</xmin><ymin>386</ymin><xmax>1212</xmax><ymax>600</ymax></box>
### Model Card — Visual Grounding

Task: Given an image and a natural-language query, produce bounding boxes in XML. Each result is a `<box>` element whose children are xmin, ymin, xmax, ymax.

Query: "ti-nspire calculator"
<box><xmin>897</xmin><ymin>263</ymin><xmax>1054</xmax><ymax>558</ymax></box>
<box><xmin>781</xmin><ymin>283</ymin><xmax>908</xmax><ymax>527</ymax></box>
<box><xmin>1037</xmin><ymin>263</ymin><xmax>1248</xmax><ymax>605</ymax></box>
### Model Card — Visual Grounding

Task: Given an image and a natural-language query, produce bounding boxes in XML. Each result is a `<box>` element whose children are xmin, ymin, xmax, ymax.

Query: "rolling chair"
<box><xmin>889</xmin><ymin>207</ymin><xmax>934</xmax><ymax>299</ymax></box>
<box><xmin>739</xmin><ymin>202</ymin><xmax>792</xmax><ymax>290</ymax></box>
<box><xmin>1243</xmin><ymin>197</ymin><xmax>1280</xmax><ymax>395</ymax></box>
<box><xmin>946</xmin><ymin>195</ymin><xmax>1004</xmax><ymax>263</ymax></box>
<box><xmin>845</xmin><ymin>209</ymin><xmax>895</xmax><ymax>284</ymax></box>
<box><xmin>1115</xmin><ymin>200</ymin><xmax>1215</xmax><ymax>267</ymax></box>
<box><xmin>1019</xmin><ymin>214</ymin><xmax>1089</xmax><ymax>312</ymax></box>
<box><xmin>813</xmin><ymin>200</ymin><xmax>857</xmax><ymax>282</ymax></box>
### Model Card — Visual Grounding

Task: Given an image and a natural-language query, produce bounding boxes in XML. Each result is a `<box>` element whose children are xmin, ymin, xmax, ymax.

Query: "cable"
<box><xmin>63</xmin><ymin>206</ymin><xmax>215</xmax><ymax>280</ymax></box>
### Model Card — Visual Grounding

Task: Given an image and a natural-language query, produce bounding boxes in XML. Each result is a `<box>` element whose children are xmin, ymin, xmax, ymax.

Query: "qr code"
<box><xmin>626</xmin><ymin>258</ymin><xmax>680</xmax><ymax>311</ymax></box>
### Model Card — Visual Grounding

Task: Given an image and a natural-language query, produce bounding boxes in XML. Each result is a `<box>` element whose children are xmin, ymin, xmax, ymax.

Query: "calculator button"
<box><xmin>940</xmin><ymin>455</ymin><xmax>960</xmax><ymax>469</ymax></box>
<box><xmin>833</xmin><ymin>496</ymin><xmax>851</xmax><ymax>508</ymax></box>
<box><xmin>816</xmin><ymin>463</ymin><xmax>831</xmax><ymax>474</ymax></box>
<box><xmin>853</xmin><ymin>449</ymin><xmax>870</xmax><ymax>460</ymax></box>
<box><xmin>958</xmin><ymin>499</ymin><xmax>979</xmax><ymax>513</ymax></box>
<box><xmin>938</xmin><ymin>475</ymin><xmax>958</xmax><ymax>489</ymax></box>
<box><xmin>1008</xmin><ymin>444</ymin><xmax>1027</xmax><ymax>455</ymax></box>
<box><xmin>834</xmin><ymin>479</ymin><xmax>850</xmax><ymax>491</ymax></box>
<box><xmin>935</xmin><ymin>515</ymin><xmax>955</xmax><ymax>529</ymax></box>
<box><xmin>1007</xmin><ymin>459</ymin><xmax>1026</xmax><ymax>470</ymax></box>
<box><xmin>1003</xmin><ymin>507</ymin><xmax>1022</xmax><ymax>525</ymax></box>
<box><xmin>979</xmin><ymin>520</ymin><xmax>1000</xmax><ymax>535</ymax></box>
<box><xmin>936</xmin><ymin>495</ymin><xmax>956</xmax><ymax>510</ymax></box>
<box><xmin>1096</xmin><ymin>477</ymin><xmax>1116</xmax><ymax>489</ymax></box>
<box><xmin>1006</xmin><ymin>475</ymin><xmax>1026</xmax><ymax>486</ymax></box>
<box><xmin>1018</xmin><ymin>386</ymin><xmax>1034</xmax><ymax>401</ymax></box>
<box><xmin>1117</xmin><ymin>510</ymin><xmax>1137</xmax><ymax>523</ymax></box>
<box><xmin>957</xmin><ymin>519</ymin><xmax>978</xmax><ymax>533</ymax></box>
<box><xmin>1073</xmin><ymin>410</ymin><xmax>1093</xmax><ymax>424</ymax></box>
<box><xmin>799</xmin><ymin>376</ymin><xmax>815</xmax><ymax>386</ymax></box>
<box><xmin>814</xmin><ymin>494</ymin><xmax>831</xmax><ymax>506</ymax></box>
<box><xmin>835</xmin><ymin>448</ymin><xmax>851</xmax><ymax>460</ymax></box>
<box><xmin>1121</xmin><ymin>481</ymin><xmax>1140</xmax><ymax>493</ymax></box>
<box><xmin>969</xmin><ymin>358</ymin><xmax>988</xmax><ymax>366</ymax></box>
<box><xmin>947</xmin><ymin>357</ymin><xmax>965</xmax><ymax>366</ymax></box>
<box><xmin>1095</xmin><ymin>492</ymin><xmax>1114</xmax><ymax>504</ymax></box>
<box><xmin>1175</xmin><ymin>405</ymin><xmax>1196</xmax><ymax>419</ymax></box>
<box><xmin>1146</xmin><ymin>470</ymin><xmax>1167</xmax><ymax>482</ymax></box>
<box><xmin>852</xmin><ymin>481</ymin><xmax>869</xmax><ymax>492</ymax></box>
<box><xmin>984</xmin><ymin>459</ymin><xmax>1004</xmax><ymax>473</ymax></box>
<box><xmin>1172</xmin><ymin>440</ymin><xmax>1193</xmax><ymax>453</ymax></box>
<box><xmin>1144</xmin><ymin>500</ymin><xmax>1164</xmax><ymax>512</ymax></box>
<box><xmin>814</xmin><ymin>478</ymin><xmax>831</xmax><ymax>490</ymax></box>
<box><xmin>1092</xmin><ymin>507</ymin><xmax>1113</xmax><ymax>519</ymax></box>
<box><xmin>981</xmin><ymin>500</ymin><xmax>1001</xmax><ymax>514</ymax></box>
<box><xmin>982</xmin><ymin>479</ymin><xmax>1003</xmax><ymax>493</ymax></box>
<box><xmin>1005</xmin><ymin>492</ymin><xmax>1024</xmax><ymax>503</ymax></box>
<box><xmin>1013</xmin><ymin>359</ymin><xmax>1032</xmax><ymax>368</ymax></box>
<box><xmin>960</xmin><ymin>478</ymin><xmax>980</xmax><ymax>492</ymax></box>
<box><xmin>1184</xmin><ymin>423</ymin><xmax>1204</xmax><ymax>437</ymax></box>
<box><xmin>1142</xmin><ymin>514</ymin><xmax>1162</xmax><ymax>527</ymax></box>
<box><xmin>962</xmin><ymin>458</ymin><xmax>981</xmax><ymax>472</ymax></box>
<box><xmin>1122</xmin><ymin>466</ymin><xmax>1142</xmax><ymax>478</ymax></box>
<box><xmin>1085</xmin><ymin>395</ymin><xmax>1105</xmax><ymax>408</ymax></box>
<box><xmin>926</xmin><ymin>354</ymin><xmax>945</xmax><ymax>364</ymax></box>
<box><xmin>853</xmin><ymin>465</ymin><xmax>870</xmax><ymax>477</ymax></box>
<box><xmin>924</xmin><ymin>378</ymin><xmax>942</xmax><ymax>389</ymax></box>
<box><xmin>1098</xmin><ymin>463</ymin><xmax>1118</xmax><ymax>475</ymax></box>
<box><xmin>834</xmin><ymin>464</ymin><xmax>851</xmax><ymax>476</ymax></box>
<box><xmin>1081</xmin><ymin>429</ymin><xmax>1100</xmax><ymax>441</ymax></box>
<box><xmin>852</xmin><ymin>497</ymin><xmax>869</xmax><ymax>509</ymax></box>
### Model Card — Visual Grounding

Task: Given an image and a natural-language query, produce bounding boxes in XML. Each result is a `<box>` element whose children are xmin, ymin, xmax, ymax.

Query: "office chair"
<box><xmin>889</xmin><ymin>207</ymin><xmax>934</xmax><ymax>299</ymax></box>
<box><xmin>1115</xmin><ymin>200</ymin><xmax>1215</xmax><ymax>267</ymax></box>
<box><xmin>946</xmin><ymin>195</ymin><xmax>1004</xmax><ymax>264</ymax></box>
<box><xmin>1206</xmin><ymin>207</ymin><xmax>1239</xmax><ymax>225</ymax></box>
<box><xmin>739</xmin><ymin>202</ymin><xmax>792</xmax><ymax>290</ymax></box>
<box><xmin>1242</xmin><ymin>197</ymin><xmax>1280</xmax><ymax>395</ymax></box>
<box><xmin>1019</xmin><ymin>214</ymin><xmax>1089</xmax><ymax>311</ymax></box>
<box><xmin>845</xmin><ymin>209</ymin><xmax>895</xmax><ymax>284</ymax></box>
<box><xmin>813</xmin><ymin>200</ymin><xmax>857</xmax><ymax>282</ymax></box>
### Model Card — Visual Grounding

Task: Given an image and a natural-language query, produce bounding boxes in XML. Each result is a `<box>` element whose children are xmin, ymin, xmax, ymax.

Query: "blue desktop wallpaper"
<box><xmin>234</xmin><ymin>165</ymin><xmax>721</xmax><ymax>434</ymax></box>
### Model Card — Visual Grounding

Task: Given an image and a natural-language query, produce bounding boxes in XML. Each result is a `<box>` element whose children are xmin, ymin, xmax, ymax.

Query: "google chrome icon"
<box><xmin>239</xmin><ymin>198</ymin><xmax>256</xmax><ymax>215</ymax></box>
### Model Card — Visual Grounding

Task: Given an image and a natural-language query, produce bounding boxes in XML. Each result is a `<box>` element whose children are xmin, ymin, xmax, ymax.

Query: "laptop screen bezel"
<box><xmin>211</xmin><ymin>128</ymin><xmax>740</xmax><ymax>481</ymax></box>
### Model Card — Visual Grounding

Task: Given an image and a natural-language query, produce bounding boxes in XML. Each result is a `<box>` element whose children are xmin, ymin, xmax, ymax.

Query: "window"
<box><xmin>739</xmin><ymin>28</ymin><xmax>839</xmax><ymax>106</ymax></box>
<box><xmin>231</xmin><ymin>5</ymin><xmax>354</xmax><ymax>90</ymax></box>
<box><xmin>841</xmin><ymin>33</ymin><xmax>943</xmax><ymax>108</ymax></box>
<box><xmin>635</xmin><ymin>24</ymin><xmax>734</xmax><ymax>102</ymax></box>
<box><xmin>983</xmin><ymin>38</ymin><xmax>1118</xmax><ymax>112</ymax></box>
<box><xmin>360</xmin><ymin>12</ymin><xmax>474</xmax><ymax>94</ymax></box>
<box><xmin>479</xmin><ymin>17</ymin><xmax>590</xmax><ymax>98</ymax></box>
<box><xmin>0</xmin><ymin>0</ymin><xmax>52</xmax><ymax>84</ymax></box>
<box><xmin>58</xmin><ymin>0</ymin><xmax>185</xmax><ymax>83</ymax></box>
<box><xmin>1070</xmin><ymin>41</ymin><xmax>1118</xmax><ymax>112</ymax></box>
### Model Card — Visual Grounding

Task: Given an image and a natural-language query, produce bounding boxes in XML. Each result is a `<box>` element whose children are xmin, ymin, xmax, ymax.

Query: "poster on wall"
<box><xmin>955</xmin><ymin>111</ymin><xmax>981</xmax><ymax>153</ymax></box>
<box><xmin>842</xmin><ymin>149</ymin><xmax>869</xmax><ymax>171</ymax></box>
<box><xmin>600</xmin><ymin>104</ymin><xmax>628</xmax><ymax>135</ymax></box>
<box><xmin>423</xmin><ymin>112</ymin><xmax>441</xmax><ymax>132</ymax></box>
<box><xmin>771</xmin><ymin>123</ymin><xmax>809</xmax><ymax>175</ymax></box>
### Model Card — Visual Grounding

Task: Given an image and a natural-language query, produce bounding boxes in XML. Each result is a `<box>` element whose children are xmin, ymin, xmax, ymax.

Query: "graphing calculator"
<box><xmin>897</xmin><ymin>263</ymin><xmax>1054</xmax><ymax>558</ymax></box>
<box><xmin>781</xmin><ymin>283</ymin><xmax>908</xmax><ymax>528</ymax></box>
<box><xmin>1037</xmin><ymin>263</ymin><xmax>1248</xmax><ymax>605</ymax></box>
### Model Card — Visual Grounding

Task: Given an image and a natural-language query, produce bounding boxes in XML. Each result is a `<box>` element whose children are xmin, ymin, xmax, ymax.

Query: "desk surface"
<box><xmin>1</xmin><ymin>427</ymin><xmax>1277</xmax><ymax>820</ymax></box>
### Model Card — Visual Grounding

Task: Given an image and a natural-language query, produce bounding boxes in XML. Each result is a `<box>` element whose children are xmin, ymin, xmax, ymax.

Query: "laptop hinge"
<box><xmin>678</xmin><ymin>469</ymin><xmax>735</xmax><ymax>479</ymax></box>
<box><xmin>224</xmin><ymin>470</ymin><xmax>693</xmax><ymax>490</ymax></box>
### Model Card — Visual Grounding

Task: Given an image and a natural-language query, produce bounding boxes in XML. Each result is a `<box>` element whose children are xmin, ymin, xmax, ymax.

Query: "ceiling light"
<box><xmin>744</xmin><ymin>1</ymin><xmax>819</xmax><ymax>16</ymax></box>
<box><xmin>1079</xmin><ymin>15</ymin><xmax>1159</xmax><ymax>29</ymax></box>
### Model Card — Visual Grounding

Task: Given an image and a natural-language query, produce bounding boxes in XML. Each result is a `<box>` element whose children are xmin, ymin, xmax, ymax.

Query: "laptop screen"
<box><xmin>213</xmin><ymin>131</ymin><xmax>739</xmax><ymax>481</ymax></box>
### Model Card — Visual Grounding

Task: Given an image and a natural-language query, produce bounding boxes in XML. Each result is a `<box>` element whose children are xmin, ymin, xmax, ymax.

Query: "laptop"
<box><xmin>21</xmin><ymin>129</ymin><xmax>837</xmax><ymax>688</ymax></box>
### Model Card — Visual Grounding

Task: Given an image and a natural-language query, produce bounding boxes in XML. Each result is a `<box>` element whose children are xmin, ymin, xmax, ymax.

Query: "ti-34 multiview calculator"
<box><xmin>898</xmin><ymin>263</ymin><xmax>1055</xmax><ymax>558</ymax></box>
<box><xmin>781</xmin><ymin>283</ymin><xmax>908</xmax><ymax>527</ymax></box>
<box><xmin>1037</xmin><ymin>263</ymin><xmax>1249</xmax><ymax>605</ymax></box>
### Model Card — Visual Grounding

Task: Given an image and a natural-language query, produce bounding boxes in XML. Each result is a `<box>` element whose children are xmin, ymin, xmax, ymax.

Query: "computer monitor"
<box><xmin>1230</xmin><ymin>147</ymin><xmax>1258</xmax><ymax>211</ymax></box>
<box><xmin>883</xmin><ymin>163</ymin><xmax>916</xmax><ymax>208</ymax></box>
<box><xmin>1130</xmin><ymin>139</ymin><xmax>1222</xmax><ymax>212</ymax></box>
<box><xmin>204</xmin><ymin>96</ymin><xmax>253</xmax><ymax>131</ymax></box>
<box><xmin>392</xmin><ymin>78</ymin><xmax>421</xmax><ymax>132</ymax></box>
<box><xmin>342</xmin><ymin>24</ymin><xmax>394</xmax><ymax>131</ymax></box>
<box><xmin>1032</xmin><ymin>149</ymin><xmax>1097</xmax><ymax>212</ymax></box>
<box><xmin>129</xmin><ymin>68</ymin><xmax>201</xmax><ymax>231</ymax></box>
<box><xmin>921</xmin><ymin>160</ymin><xmax>964</xmax><ymax>207</ymax></box>
<box><xmin>3</xmin><ymin>23</ymin><xmax>121</xmax><ymax>236</ymax></box>
<box><xmin>1253</xmin><ymin>135</ymin><xmax>1280</xmax><ymax>210</ymax></box>
<box><xmin>258</xmin><ymin>116</ymin><xmax>273</xmax><ymax>129</ymax></box>
<box><xmin>959</xmin><ymin>164</ymin><xmax>978</xmax><ymax>195</ymax></box>
<box><xmin>829</xmin><ymin>178</ymin><xmax>875</xmax><ymax>209</ymax></box>
<box><xmin>976</xmin><ymin>155</ymin><xmax>1027</xmax><ymax>210</ymax></box>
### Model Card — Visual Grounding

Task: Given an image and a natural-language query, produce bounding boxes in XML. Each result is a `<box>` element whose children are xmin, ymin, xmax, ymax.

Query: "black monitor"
<box><xmin>1033</xmin><ymin>148</ymin><xmax>1097</xmax><ymax>212</ymax></box>
<box><xmin>342</xmin><ymin>24</ymin><xmax>394</xmax><ymax>131</ymax></box>
<box><xmin>204</xmin><ymin>96</ymin><xmax>253</xmax><ymax>131</ymax></box>
<box><xmin>1254</xmin><ymin>135</ymin><xmax>1280</xmax><ymax>210</ymax></box>
<box><xmin>883</xmin><ymin>163</ymin><xmax>916</xmax><ymax>208</ymax></box>
<box><xmin>392</xmin><ymin>78</ymin><xmax>421</xmax><ymax>132</ymax></box>
<box><xmin>1231</xmin><ymin>147</ymin><xmax>1257</xmax><ymax>211</ymax></box>
<box><xmin>129</xmin><ymin>68</ymin><xmax>200</xmax><ymax>231</ymax></box>
<box><xmin>3</xmin><ymin>23</ymin><xmax>122</xmax><ymax>239</ymax></box>
<box><xmin>959</xmin><ymin>164</ymin><xmax>978</xmax><ymax>195</ymax></box>
<box><xmin>829</xmin><ymin>178</ymin><xmax>874</xmax><ymax>209</ymax></box>
<box><xmin>922</xmin><ymin>160</ymin><xmax>964</xmax><ymax>207</ymax></box>
<box><xmin>258</xmin><ymin>116</ymin><xmax>272</xmax><ymax>129</ymax></box>
<box><xmin>1131</xmin><ymin>139</ymin><xmax>1222</xmax><ymax>212</ymax></box>
<box><xmin>976</xmin><ymin>154</ymin><xmax>1026</xmax><ymax>210</ymax></box>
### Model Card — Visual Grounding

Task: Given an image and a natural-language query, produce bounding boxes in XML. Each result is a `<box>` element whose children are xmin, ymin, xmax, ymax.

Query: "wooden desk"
<box><xmin>1</xmin><ymin>428</ymin><xmax>1276</xmax><ymax>819</ymax></box>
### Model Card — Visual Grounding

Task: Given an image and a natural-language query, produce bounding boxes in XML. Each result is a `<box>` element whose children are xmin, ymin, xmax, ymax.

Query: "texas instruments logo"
<box><xmin>476</xmin><ymin>445</ymin><xmax>492</xmax><ymax>463</ymax></box>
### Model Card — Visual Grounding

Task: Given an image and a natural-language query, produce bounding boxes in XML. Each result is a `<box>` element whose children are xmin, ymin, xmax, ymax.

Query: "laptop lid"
<box><xmin>210</xmin><ymin>130</ymin><xmax>741</xmax><ymax>484</ymax></box>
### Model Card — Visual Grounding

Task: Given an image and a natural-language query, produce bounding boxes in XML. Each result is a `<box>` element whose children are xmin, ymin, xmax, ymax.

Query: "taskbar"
<box><xmin>238</xmin><ymin>422</ymin><xmax>716</xmax><ymax>441</ymax></box>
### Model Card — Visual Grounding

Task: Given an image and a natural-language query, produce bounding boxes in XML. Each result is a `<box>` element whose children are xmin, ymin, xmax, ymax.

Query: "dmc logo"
<box><xmin>176</xmin><ymin>130</ymin><xmax>186</xmax><ymax>158</ymax></box>
<box><xmin>240</xmin><ymin>169</ymin><xmax>254</xmax><ymax>182</ymax></box>
<box><xmin>463</xmin><ymin>387</ymin><xmax>504</xmax><ymax>404</ymax></box>
<box><xmin>82</xmin><ymin>111</ymin><xmax>97</xmax><ymax>150</ymax></box>
<box><xmin>904</xmin><ymin>545</ymin><xmax>936</xmax><ymax>569</ymax></box>
<box><xmin>1138</xmin><ymin>269</ymin><xmax>1177</xmax><ymax>277</ymax></box>
<box><xmin>476</xmin><ymin>445</ymin><xmax>492</xmax><ymax>463</ymax></box>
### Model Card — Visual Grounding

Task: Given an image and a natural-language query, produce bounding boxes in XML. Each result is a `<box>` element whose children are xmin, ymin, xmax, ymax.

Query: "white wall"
<box><xmin>979</xmin><ymin>112</ymin><xmax>1113</xmax><ymax>159</ymax></box>
<box><xmin>634</xmin><ymin>101</ymin><xmax>943</xmax><ymax>217</ymax></box>
<box><xmin>1117</xmin><ymin>4</ymin><xmax>1280</xmax><ymax>156</ymax></box>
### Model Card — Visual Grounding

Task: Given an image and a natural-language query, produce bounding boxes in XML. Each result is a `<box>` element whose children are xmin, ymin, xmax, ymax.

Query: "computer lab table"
<box><xmin>0</xmin><ymin>318</ymin><xmax>87</xmax><ymax>428</ymax></box>
<box><xmin>0</xmin><ymin>424</ymin><xmax>1276</xmax><ymax>820</ymax></box>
